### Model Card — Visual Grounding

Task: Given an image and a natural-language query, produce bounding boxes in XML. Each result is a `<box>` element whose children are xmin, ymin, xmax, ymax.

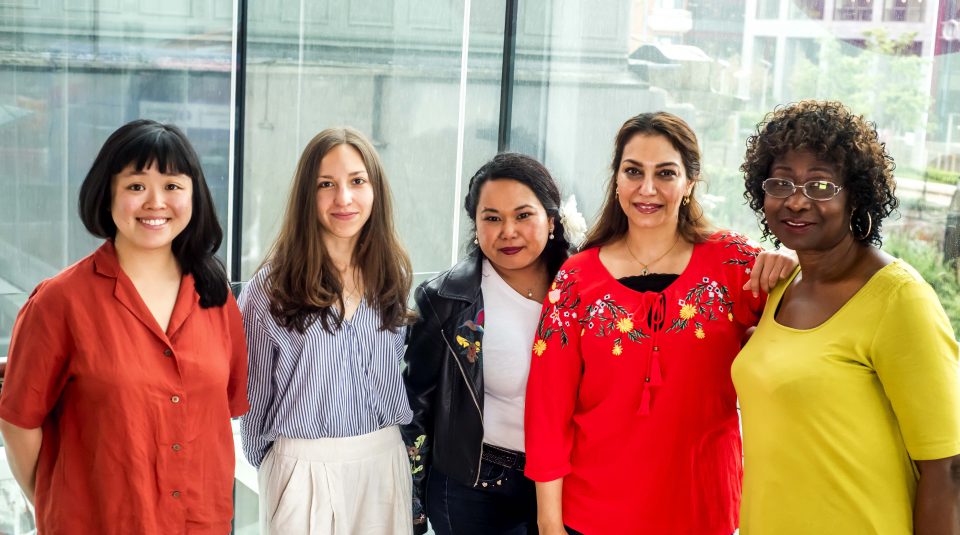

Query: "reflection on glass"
<box><xmin>0</xmin><ymin>432</ymin><xmax>35</xmax><ymax>534</ymax></box>
<box><xmin>789</xmin><ymin>0</ymin><xmax>825</xmax><ymax>19</ymax></box>
<box><xmin>835</xmin><ymin>0</ymin><xmax>875</xmax><ymax>21</ymax></box>
<box><xmin>884</xmin><ymin>0</ymin><xmax>925</xmax><ymax>22</ymax></box>
<box><xmin>517</xmin><ymin>0</ymin><xmax>960</xmax><ymax>333</ymax></box>
<box><xmin>756</xmin><ymin>0</ymin><xmax>781</xmax><ymax>19</ymax></box>
<box><xmin>0</xmin><ymin>4</ymin><xmax>233</xmax><ymax>359</ymax></box>
<box><xmin>241</xmin><ymin>0</ymin><xmax>504</xmax><ymax>282</ymax></box>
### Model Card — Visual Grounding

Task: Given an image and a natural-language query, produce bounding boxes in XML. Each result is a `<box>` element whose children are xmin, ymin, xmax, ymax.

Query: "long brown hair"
<box><xmin>265</xmin><ymin>127</ymin><xmax>413</xmax><ymax>333</ymax></box>
<box><xmin>582</xmin><ymin>112</ymin><xmax>714</xmax><ymax>250</ymax></box>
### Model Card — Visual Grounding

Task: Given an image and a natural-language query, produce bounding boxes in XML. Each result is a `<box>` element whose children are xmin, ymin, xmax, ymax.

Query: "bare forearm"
<box><xmin>536</xmin><ymin>478</ymin><xmax>565</xmax><ymax>534</ymax></box>
<box><xmin>915</xmin><ymin>457</ymin><xmax>960</xmax><ymax>535</ymax></box>
<box><xmin>0</xmin><ymin>418</ymin><xmax>41</xmax><ymax>504</ymax></box>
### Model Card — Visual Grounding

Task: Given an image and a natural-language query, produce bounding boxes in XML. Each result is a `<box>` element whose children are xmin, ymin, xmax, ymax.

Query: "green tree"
<box><xmin>789</xmin><ymin>28</ymin><xmax>928</xmax><ymax>134</ymax></box>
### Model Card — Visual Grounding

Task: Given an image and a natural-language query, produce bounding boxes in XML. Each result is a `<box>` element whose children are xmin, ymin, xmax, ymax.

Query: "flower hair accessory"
<box><xmin>558</xmin><ymin>194</ymin><xmax>587</xmax><ymax>246</ymax></box>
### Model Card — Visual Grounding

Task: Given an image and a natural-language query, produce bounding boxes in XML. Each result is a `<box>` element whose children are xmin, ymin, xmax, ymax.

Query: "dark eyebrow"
<box><xmin>481</xmin><ymin>204</ymin><xmax>536</xmax><ymax>214</ymax></box>
<box><xmin>621</xmin><ymin>158</ymin><xmax>680</xmax><ymax>168</ymax></box>
<box><xmin>317</xmin><ymin>170</ymin><xmax>367</xmax><ymax>179</ymax></box>
<box><xmin>771</xmin><ymin>164</ymin><xmax>835</xmax><ymax>175</ymax></box>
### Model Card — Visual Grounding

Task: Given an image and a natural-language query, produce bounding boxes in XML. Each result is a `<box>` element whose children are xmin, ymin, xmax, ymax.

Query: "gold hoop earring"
<box><xmin>681</xmin><ymin>196</ymin><xmax>690</xmax><ymax>206</ymax></box>
<box><xmin>849</xmin><ymin>211</ymin><xmax>873</xmax><ymax>240</ymax></box>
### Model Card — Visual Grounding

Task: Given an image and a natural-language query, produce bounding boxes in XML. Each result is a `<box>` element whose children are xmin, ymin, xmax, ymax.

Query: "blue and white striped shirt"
<box><xmin>238</xmin><ymin>265</ymin><xmax>413</xmax><ymax>468</ymax></box>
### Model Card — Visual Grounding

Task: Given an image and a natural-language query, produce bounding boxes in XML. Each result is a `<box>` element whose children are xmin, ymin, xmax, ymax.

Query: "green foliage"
<box><xmin>893</xmin><ymin>166</ymin><xmax>957</xmax><ymax>184</ymax></box>
<box><xmin>895</xmin><ymin>166</ymin><xmax>924</xmax><ymax>180</ymax></box>
<box><xmin>923</xmin><ymin>167</ymin><xmax>960</xmax><ymax>185</ymax></box>
<box><xmin>789</xmin><ymin>28</ymin><xmax>929</xmax><ymax>135</ymax></box>
<box><xmin>701</xmin><ymin>163</ymin><xmax>766</xmax><ymax>243</ymax></box>
<box><xmin>882</xmin><ymin>234</ymin><xmax>960</xmax><ymax>335</ymax></box>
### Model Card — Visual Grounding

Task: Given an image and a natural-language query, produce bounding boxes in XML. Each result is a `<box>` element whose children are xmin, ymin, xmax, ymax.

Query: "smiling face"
<box><xmin>111</xmin><ymin>160</ymin><xmax>193</xmax><ymax>255</ymax></box>
<box><xmin>763</xmin><ymin>149</ymin><xmax>851</xmax><ymax>252</ymax></box>
<box><xmin>475</xmin><ymin>178</ymin><xmax>554</xmax><ymax>274</ymax></box>
<box><xmin>615</xmin><ymin>134</ymin><xmax>693</xmax><ymax>232</ymax></box>
<box><xmin>315</xmin><ymin>143</ymin><xmax>374</xmax><ymax>247</ymax></box>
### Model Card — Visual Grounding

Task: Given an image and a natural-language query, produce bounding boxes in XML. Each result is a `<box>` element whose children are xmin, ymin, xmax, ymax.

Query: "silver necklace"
<box><xmin>343</xmin><ymin>286</ymin><xmax>360</xmax><ymax>305</ymax></box>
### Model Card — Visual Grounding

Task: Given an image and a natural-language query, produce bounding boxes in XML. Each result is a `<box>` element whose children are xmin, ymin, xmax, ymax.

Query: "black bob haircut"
<box><xmin>78</xmin><ymin>119</ymin><xmax>229</xmax><ymax>308</ymax></box>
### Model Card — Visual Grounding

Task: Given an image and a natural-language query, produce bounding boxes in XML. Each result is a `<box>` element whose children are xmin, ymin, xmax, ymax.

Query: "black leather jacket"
<box><xmin>402</xmin><ymin>255</ymin><xmax>486</xmax><ymax>534</ymax></box>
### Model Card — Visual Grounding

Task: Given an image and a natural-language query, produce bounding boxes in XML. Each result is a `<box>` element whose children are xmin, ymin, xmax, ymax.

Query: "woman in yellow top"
<box><xmin>734</xmin><ymin>100</ymin><xmax>960</xmax><ymax>535</ymax></box>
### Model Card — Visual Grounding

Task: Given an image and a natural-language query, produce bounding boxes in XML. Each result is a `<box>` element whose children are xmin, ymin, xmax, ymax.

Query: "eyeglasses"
<box><xmin>762</xmin><ymin>178</ymin><xmax>844</xmax><ymax>201</ymax></box>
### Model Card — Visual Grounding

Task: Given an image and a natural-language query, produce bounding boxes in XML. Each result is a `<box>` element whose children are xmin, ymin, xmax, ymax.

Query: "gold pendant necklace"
<box><xmin>626</xmin><ymin>234</ymin><xmax>681</xmax><ymax>276</ymax></box>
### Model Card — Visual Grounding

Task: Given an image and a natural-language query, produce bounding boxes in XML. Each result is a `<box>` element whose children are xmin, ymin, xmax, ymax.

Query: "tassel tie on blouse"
<box><xmin>638</xmin><ymin>292</ymin><xmax>667</xmax><ymax>416</ymax></box>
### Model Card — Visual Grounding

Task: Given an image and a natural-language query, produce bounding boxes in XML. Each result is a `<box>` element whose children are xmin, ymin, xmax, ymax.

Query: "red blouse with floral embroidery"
<box><xmin>524</xmin><ymin>231</ymin><xmax>764</xmax><ymax>535</ymax></box>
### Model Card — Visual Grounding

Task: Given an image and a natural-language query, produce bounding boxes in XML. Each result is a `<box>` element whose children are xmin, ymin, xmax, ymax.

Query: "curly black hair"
<box><xmin>741</xmin><ymin>100</ymin><xmax>898</xmax><ymax>246</ymax></box>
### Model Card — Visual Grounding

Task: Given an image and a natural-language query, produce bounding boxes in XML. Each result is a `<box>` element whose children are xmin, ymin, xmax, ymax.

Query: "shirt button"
<box><xmin>163</xmin><ymin>348</ymin><xmax>173</xmax><ymax>357</ymax></box>
<box><xmin>171</xmin><ymin>395</ymin><xmax>181</xmax><ymax>404</ymax></box>
<box><xmin>171</xmin><ymin>491</ymin><xmax>181</xmax><ymax>498</ymax></box>
<box><xmin>653</xmin><ymin>346</ymin><xmax>659</xmax><ymax>351</ymax></box>
<box><xmin>172</xmin><ymin>443</ymin><xmax>182</xmax><ymax>452</ymax></box>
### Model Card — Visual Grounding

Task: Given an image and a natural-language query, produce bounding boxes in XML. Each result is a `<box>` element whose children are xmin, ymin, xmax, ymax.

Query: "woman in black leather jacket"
<box><xmin>402</xmin><ymin>153</ymin><xmax>579</xmax><ymax>534</ymax></box>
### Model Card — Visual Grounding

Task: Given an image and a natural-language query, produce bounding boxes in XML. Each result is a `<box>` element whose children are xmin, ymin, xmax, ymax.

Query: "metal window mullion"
<box><xmin>497</xmin><ymin>0</ymin><xmax>519</xmax><ymax>152</ymax></box>
<box><xmin>229</xmin><ymin>0</ymin><xmax>248</xmax><ymax>282</ymax></box>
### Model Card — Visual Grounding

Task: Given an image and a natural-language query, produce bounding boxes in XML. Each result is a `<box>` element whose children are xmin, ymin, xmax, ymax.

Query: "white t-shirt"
<box><xmin>480</xmin><ymin>259</ymin><xmax>543</xmax><ymax>452</ymax></box>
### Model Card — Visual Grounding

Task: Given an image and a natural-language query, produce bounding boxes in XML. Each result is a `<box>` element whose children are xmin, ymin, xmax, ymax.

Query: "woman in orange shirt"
<box><xmin>0</xmin><ymin>119</ymin><xmax>249</xmax><ymax>534</ymax></box>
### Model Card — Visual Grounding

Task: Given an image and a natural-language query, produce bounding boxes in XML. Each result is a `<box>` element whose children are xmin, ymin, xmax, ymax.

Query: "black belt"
<box><xmin>481</xmin><ymin>443</ymin><xmax>525</xmax><ymax>471</ymax></box>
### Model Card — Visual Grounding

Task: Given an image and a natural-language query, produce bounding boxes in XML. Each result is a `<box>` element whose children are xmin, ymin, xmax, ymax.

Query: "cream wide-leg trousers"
<box><xmin>258</xmin><ymin>426</ymin><xmax>413</xmax><ymax>535</ymax></box>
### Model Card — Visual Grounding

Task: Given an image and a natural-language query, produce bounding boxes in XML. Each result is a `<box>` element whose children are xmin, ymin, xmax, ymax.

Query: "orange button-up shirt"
<box><xmin>0</xmin><ymin>241</ymin><xmax>249</xmax><ymax>534</ymax></box>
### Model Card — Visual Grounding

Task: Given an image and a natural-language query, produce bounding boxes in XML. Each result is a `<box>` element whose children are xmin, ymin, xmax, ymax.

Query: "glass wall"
<box><xmin>0</xmin><ymin>1</ymin><xmax>234</xmax><ymax>532</ymax></box>
<box><xmin>240</xmin><ymin>0</ymin><xmax>505</xmax><ymax>283</ymax></box>
<box><xmin>0</xmin><ymin>0</ymin><xmax>234</xmax><ymax>360</ymax></box>
<box><xmin>234</xmin><ymin>0</ymin><xmax>505</xmax><ymax>529</ymax></box>
<box><xmin>4</xmin><ymin>0</ymin><xmax>960</xmax><ymax>532</ymax></box>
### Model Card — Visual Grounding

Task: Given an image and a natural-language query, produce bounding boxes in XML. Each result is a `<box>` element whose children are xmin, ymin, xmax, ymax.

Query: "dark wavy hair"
<box><xmin>582</xmin><ymin>112</ymin><xmax>714</xmax><ymax>250</ymax></box>
<box><xmin>265</xmin><ymin>127</ymin><xmax>413</xmax><ymax>334</ymax></box>
<box><xmin>741</xmin><ymin>100</ymin><xmax>898</xmax><ymax>246</ymax></box>
<box><xmin>463</xmin><ymin>152</ymin><xmax>574</xmax><ymax>279</ymax></box>
<box><xmin>78</xmin><ymin>119</ymin><xmax>228</xmax><ymax>308</ymax></box>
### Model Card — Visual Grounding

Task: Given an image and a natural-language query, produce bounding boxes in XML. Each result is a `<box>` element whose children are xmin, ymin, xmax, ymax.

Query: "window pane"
<box><xmin>835</xmin><ymin>0</ymin><xmax>875</xmax><ymax>21</ymax></box>
<box><xmin>515</xmin><ymin>0</ymin><xmax>960</xmax><ymax>333</ymax></box>
<box><xmin>237</xmin><ymin>0</ymin><xmax>505</xmax><ymax>526</ymax></box>
<box><xmin>240</xmin><ymin>0</ymin><xmax>504</xmax><ymax>284</ymax></box>
<box><xmin>789</xmin><ymin>0</ymin><xmax>824</xmax><ymax>20</ymax></box>
<box><xmin>884</xmin><ymin>0</ymin><xmax>925</xmax><ymax>22</ymax></box>
<box><xmin>0</xmin><ymin>3</ymin><xmax>234</xmax><ymax>359</ymax></box>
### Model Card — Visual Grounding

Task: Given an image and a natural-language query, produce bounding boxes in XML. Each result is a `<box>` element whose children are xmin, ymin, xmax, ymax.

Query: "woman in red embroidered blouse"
<box><xmin>0</xmin><ymin>120</ymin><xmax>248</xmax><ymax>534</ymax></box>
<box><xmin>525</xmin><ymin>112</ymin><xmax>794</xmax><ymax>534</ymax></box>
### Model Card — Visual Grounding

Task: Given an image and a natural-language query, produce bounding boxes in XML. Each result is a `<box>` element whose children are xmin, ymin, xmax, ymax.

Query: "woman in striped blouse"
<box><xmin>238</xmin><ymin>127</ymin><xmax>414</xmax><ymax>534</ymax></box>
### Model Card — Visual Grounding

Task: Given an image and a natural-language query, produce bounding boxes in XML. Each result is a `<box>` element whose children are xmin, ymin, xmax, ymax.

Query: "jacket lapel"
<box><xmin>437</xmin><ymin>256</ymin><xmax>485</xmax><ymax>405</ymax></box>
